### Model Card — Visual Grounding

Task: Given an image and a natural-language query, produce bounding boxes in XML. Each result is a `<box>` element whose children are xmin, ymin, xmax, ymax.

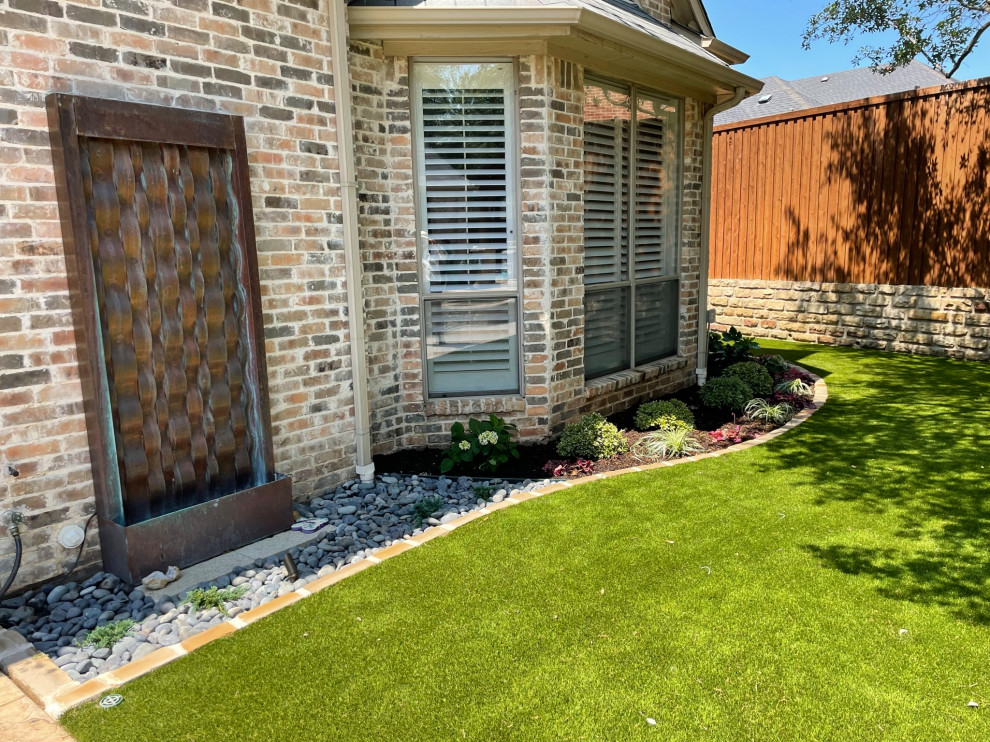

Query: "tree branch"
<box><xmin>947</xmin><ymin>17</ymin><xmax>990</xmax><ymax>76</ymax></box>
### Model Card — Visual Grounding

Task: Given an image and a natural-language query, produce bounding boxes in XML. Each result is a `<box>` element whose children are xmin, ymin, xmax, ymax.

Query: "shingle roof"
<box><xmin>715</xmin><ymin>61</ymin><xmax>950</xmax><ymax>126</ymax></box>
<box><xmin>346</xmin><ymin>0</ymin><xmax>728</xmax><ymax>68</ymax></box>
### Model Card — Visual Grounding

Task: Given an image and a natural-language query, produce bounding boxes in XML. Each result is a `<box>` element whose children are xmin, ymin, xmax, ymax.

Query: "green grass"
<box><xmin>63</xmin><ymin>342</ymin><xmax>990</xmax><ymax>742</ymax></box>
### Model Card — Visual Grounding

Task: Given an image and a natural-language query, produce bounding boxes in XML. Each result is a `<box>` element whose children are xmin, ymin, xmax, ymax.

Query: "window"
<box><xmin>583</xmin><ymin>77</ymin><xmax>681</xmax><ymax>379</ymax></box>
<box><xmin>412</xmin><ymin>61</ymin><xmax>520</xmax><ymax>396</ymax></box>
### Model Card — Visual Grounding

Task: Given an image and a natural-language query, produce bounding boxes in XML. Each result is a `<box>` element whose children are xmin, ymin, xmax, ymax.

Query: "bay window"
<box><xmin>412</xmin><ymin>61</ymin><xmax>520</xmax><ymax>396</ymax></box>
<box><xmin>583</xmin><ymin>77</ymin><xmax>681</xmax><ymax>379</ymax></box>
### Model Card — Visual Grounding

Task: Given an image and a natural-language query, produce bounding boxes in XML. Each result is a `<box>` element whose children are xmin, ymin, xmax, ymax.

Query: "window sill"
<box><xmin>584</xmin><ymin>355</ymin><xmax>690</xmax><ymax>400</ymax></box>
<box><xmin>424</xmin><ymin>395</ymin><xmax>528</xmax><ymax>418</ymax></box>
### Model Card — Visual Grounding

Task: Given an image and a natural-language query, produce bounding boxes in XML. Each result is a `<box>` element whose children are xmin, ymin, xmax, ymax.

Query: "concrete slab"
<box><xmin>142</xmin><ymin>528</ymin><xmax>322</xmax><ymax>600</ymax></box>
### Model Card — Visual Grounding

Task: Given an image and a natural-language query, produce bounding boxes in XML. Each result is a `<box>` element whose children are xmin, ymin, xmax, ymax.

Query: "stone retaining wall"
<box><xmin>708</xmin><ymin>280</ymin><xmax>990</xmax><ymax>360</ymax></box>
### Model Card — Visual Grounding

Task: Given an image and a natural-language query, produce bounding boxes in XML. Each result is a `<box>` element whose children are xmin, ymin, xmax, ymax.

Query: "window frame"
<box><xmin>582</xmin><ymin>75</ymin><xmax>685</xmax><ymax>380</ymax></box>
<box><xmin>410</xmin><ymin>57</ymin><xmax>524</xmax><ymax>399</ymax></box>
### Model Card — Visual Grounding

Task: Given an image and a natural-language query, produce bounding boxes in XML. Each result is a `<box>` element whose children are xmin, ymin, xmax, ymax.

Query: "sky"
<box><xmin>704</xmin><ymin>0</ymin><xmax>990</xmax><ymax>82</ymax></box>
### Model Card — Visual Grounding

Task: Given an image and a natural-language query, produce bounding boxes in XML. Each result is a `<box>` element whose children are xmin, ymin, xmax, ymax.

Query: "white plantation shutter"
<box><xmin>584</xmin><ymin>120</ymin><xmax>629</xmax><ymax>284</ymax></box>
<box><xmin>425</xmin><ymin>299</ymin><xmax>518</xmax><ymax>395</ymax></box>
<box><xmin>414</xmin><ymin>62</ymin><xmax>520</xmax><ymax>396</ymax></box>
<box><xmin>583</xmin><ymin>80</ymin><xmax>681</xmax><ymax>379</ymax></box>
<box><xmin>415</xmin><ymin>63</ymin><xmax>516</xmax><ymax>293</ymax></box>
<box><xmin>633</xmin><ymin>114</ymin><xmax>676</xmax><ymax>279</ymax></box>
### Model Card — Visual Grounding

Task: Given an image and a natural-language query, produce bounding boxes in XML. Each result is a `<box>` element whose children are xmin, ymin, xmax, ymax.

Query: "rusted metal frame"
<box><xmin>46</xmin><ymin>94</ymin><xmax>290</xmax><ymax>581</ymax></box>
<box><xmin>46</xmin><ymin>94</ymin><xmax>126</xmax><ymax>527</ymax></box>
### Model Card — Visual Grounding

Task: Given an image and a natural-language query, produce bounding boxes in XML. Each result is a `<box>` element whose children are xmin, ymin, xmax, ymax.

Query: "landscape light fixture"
<box><xmin>283</xmin><ymin>553</ymin><xmax>298</xmax><ymax>582</ymax></box>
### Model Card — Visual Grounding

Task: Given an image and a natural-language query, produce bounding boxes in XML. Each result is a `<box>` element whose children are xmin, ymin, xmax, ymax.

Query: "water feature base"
<box><xmin>98</xmin><ymin>474</ymin><xmax>293</xmax><ymax>584</ymax></box>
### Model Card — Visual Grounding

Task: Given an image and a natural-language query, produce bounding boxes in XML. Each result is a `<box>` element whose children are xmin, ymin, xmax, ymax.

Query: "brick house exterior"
<box><xmin>0</xmin><ymin>0</ymin><xmax>758</xmax><ymax>589</ymax></box>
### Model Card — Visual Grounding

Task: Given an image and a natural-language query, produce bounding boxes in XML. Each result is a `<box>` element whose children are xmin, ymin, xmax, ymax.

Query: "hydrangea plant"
<box><xmin>440</xmin><ymin>414</ymin><xmax>520</xmax><ymax>474</ymax></box>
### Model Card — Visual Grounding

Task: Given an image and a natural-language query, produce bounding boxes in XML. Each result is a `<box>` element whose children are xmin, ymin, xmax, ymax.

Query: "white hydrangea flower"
<box><xmin>458</xmin><ymin>440</ymin><xmax>471</xmax><ymax>451</ymax></box>
<box><xmin>478</xmin><ymin>430</ymin><xmax>499</xmax><ymax>446</ymax></box>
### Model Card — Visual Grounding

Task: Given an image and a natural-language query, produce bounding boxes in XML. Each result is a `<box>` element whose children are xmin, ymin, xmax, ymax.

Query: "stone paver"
<box><xmin>0</xmin><ymin>675</ymin><xmax>77</xmax><ymax>742</ymax></box>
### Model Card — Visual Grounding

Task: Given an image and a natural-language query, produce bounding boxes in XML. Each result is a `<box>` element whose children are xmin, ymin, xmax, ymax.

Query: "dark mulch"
<box><xmin>375</xmin><ymin>441</ymin><xmax>560</xmax><ymax>480</ymax></box>
<box><xmin>375</xmin><ymin>366</ymin><xmax>817</xmax><ymax>480</ymax></box>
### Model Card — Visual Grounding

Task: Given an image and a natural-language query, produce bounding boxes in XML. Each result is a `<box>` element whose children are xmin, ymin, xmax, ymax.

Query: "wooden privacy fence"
<box><xmin>710</xmin><ymin>78</ymin><xmax>990</xmax><ymax>287</ymax></box>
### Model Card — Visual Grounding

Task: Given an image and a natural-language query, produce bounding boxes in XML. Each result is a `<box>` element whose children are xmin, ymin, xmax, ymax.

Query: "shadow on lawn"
<box><xmin>772</xmin><ymin>346</ymin><xmax>990</xmax><ymax>624</ymax></box>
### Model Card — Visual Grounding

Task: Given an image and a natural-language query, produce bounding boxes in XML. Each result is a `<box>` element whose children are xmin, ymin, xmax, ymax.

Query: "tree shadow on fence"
<box><xmin>767</xmin><ymin>84</ymin><xmax>990</xmax><ymax>286</ymax></box>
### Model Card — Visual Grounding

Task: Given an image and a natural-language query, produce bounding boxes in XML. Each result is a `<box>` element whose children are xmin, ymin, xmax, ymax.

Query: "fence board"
<box><xmin>710</xmin><ymin>78</ymin><xmax>990</xmax><ymax>287</ymax></box>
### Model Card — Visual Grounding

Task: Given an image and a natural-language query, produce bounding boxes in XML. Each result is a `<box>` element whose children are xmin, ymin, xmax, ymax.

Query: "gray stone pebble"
<box><xmin>0</xmin><ymin>473</ymin><xmax>558</xmax><ymax>682</ymax></box>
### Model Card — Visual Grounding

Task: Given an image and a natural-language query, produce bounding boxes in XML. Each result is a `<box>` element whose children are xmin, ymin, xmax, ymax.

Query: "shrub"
<box><xmin>758</xmin><ymin>354</ymin><xmax>791</xmax><ymax>377</ymax></box>
<box><xmin>698</xmin><ymin>376</ymin><xmax>751</xmax><ymax>412</ymax></box>
<box><xmin>184</xmin><ymin>586</ymin><xmax>248</xmax><ymax>617</ymax></box>
<box><xmin>634</xmin><ymin>427</ymin><xmax>706</xmax><ymax>460</ymax></box>
<box><xmin>724</xmin><ymin>361</ymin><xmax>774</xmax><ymax>397</ymax></box>
<box><xmin>745</xmin><ymin>398</ymin><xmax>795</xmax><ymax>424</ymax></box>
<box><xmin>556</xmin><ymin>413</ymin><xmax>628</xmax><ymax>460</ymax></box>
<box><xmin>775</xmin><ymin>378</ymin><xmax>813</xmax><ymax>398</ymax></box>
<box><xmin>440</xmin><ymin>414</ymin><xmax>520</xmax><ymax>474</ymax></box>
<box><xmin>75</xmin><ymin>619</ymin><xmax>135</xmax><ymax>649</ymax></box>
<box><xmin>634</xmin><ymin>399</ymin><xmax>695</xmax><ymax>431</ymax></box>
<box><xmin>708</xmin><ymin>326</ymin><xmax>760</xmax><ymax>374</ymax></box>
<box><xmin>473</xmin><ymin>485</ymin><xmax>493</xmax><ymax>501</ymax></box>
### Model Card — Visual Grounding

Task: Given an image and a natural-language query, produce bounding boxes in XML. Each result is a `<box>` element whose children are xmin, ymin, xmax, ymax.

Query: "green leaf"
<box><xmin>511</xmin><ymin>448</ymin><xmax>521</xmax><ymax>459</ymax></box>
<box><xmin>440</xmin><ymin>458</ymin><xmax>454</xmax><ymax>473</ymax></box>
<box><xmin>468</xmin><ymin>418</ymin><xmax>483</xmax><ymax>435</ymax></box>
<box><xmin>451</xmin><ymin>422</ymin><xmax>464</xmax><ymax>437</ymax></box>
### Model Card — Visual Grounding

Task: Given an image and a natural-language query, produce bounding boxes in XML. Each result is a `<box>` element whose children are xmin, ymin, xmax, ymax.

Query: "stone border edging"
<box><xmin>3</xmin><ymin>369</ymin><xmax>827</xmax><ymax>720</ymax></box>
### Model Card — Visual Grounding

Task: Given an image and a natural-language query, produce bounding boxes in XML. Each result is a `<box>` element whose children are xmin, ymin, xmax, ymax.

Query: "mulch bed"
<box><xmin>375</xmin><ymin>367</ymin><xmax>816</xmax><ymax>480</ymax></box>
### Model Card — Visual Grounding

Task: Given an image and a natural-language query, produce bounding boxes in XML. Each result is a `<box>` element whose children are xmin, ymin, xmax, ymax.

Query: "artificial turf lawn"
<box><xmin>63</xmin><ymin>342</ymin><xmax>990</xmax><ymax>742</ymax></box>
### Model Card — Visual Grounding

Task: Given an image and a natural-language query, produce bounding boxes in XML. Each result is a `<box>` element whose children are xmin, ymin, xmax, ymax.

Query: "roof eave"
<box><xmin>346</xmin><ymin>6</ymin><xmax>762</xmax><ymax>102</ymax></box>
<box><xmin>700</xmin><ymin>36</ymin><xmax>749</xmax><ymax>66</ymax></box>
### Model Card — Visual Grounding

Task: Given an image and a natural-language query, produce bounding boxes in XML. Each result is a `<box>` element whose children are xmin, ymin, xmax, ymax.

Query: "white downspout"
<box><xmin>696</xmin><ymin>86</ymin><xmax>746</xmax><ymax>386</ymax></box>
<box><xmin>329</xmin><ymin>0</ymin><xmax>374</xmax><ymax>482</ymax></box>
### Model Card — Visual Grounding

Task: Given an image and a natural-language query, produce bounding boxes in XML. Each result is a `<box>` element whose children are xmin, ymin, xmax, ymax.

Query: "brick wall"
<box><xmin>709</xmin><ymin>280</ymin><xmax>990</xmax><ymax>361</ymax></box>
<box><xmin>354</xmin><ymin>51</ymin><xmax>567</xmax><ymax>453</ymax></box>
<box><xmin>0</xmin><ymin>0</ymin><xmax>357</xmax><ymax>591</ymax></box>
<box><xmin>352</xmin><ymin>48</ymin><xmax>707</xmax><ymax>453</ymax></box>
<box><xmin>637</xmin><ymin>0</ymin><xmax>673</xmax><ymax>25</ymax></box>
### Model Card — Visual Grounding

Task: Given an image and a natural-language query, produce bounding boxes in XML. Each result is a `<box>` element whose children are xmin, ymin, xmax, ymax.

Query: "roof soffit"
<box><xmin>346</xmin><ymin>6</ymin><xmax>761</xmax><ymax>101</ymax></box>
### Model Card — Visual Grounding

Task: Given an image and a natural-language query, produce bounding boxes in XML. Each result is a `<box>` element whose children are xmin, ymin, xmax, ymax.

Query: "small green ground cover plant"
<box><xmin>64</xmin><ymin>342</ymin><xmax>990</xmax><ymax>742</ymax></box>
<box><xmin>724</xmin><ymin>361</ymin><xmax>774</xmax><ymax>397</ymax></box>
<box><xmin>412</xmin><ymin>496</ymin><xmax>443</xmax><ymax>527</ymax></box>
<box><xmin>183</xmin><ymin>586</ymin><xmax>248</xmax><ymax>617</ymax></box>
<box><xmin>556</xmin><ymin>413</ymin><xmax>628</xmax><ymax>460</ymax></box>
<box><xmin>440</xmin><ymin>415</ymin><xmax>519</xmax><ymax>474</ymax></box>
<box><xmin>633</xmin><ymin>399</ymin><xmax>695</xmax><ymax>431</ymax></box>
<box><xmin>75</xmin><ymin>619</ymin><xmax>135</xmax><ymax>649</ymax></box>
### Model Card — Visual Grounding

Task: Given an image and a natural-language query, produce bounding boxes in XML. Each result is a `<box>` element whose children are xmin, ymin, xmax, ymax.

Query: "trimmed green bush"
<box><xmin>634</xmin><ymin>399</ymin><xmax>695</xmax><ymax>431</ymax></box>
<box><xmin>556</xmin><ymin>413</ymin><xmax>628</xmax><ymax>460</ymax></box>
<box><xmin>699</xmin><ymin>376</ymin><xmax>751</xmax><ymax>412</ymax></box>
<box><xmin>724</xmin><ymin>361</ymin><xmax>774</xmax><ymax>397</ymax></box>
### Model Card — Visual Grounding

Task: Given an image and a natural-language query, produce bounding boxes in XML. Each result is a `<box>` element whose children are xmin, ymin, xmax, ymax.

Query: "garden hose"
<box><xmin>0</xmin><ymin>512</ymin><xmax>24</xmax><ymax>602</ymax></box>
